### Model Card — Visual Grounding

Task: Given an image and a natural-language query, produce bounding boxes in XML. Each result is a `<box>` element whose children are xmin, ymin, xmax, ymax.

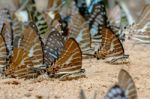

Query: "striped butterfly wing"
<box><xmin>68</xmin><ymin>3</ymin><xmax>93</xmax><ymax>56</ymax></box>
<box><xmin>0</xmin><ymin>8</ymin><xmax>13</xmax><ymax>58</ymax></box>
<box><xmin>131</xmin><ymin>32</ymin><xmax>150</xmax><ymax>45</ymax></box>
<box><xmin>4</xmin><ymin>48</ymin><xmax>35</xmax><ymax>78</ymax></box>
<box><xmin>0</xmin><ymin>32</ymin><xmax>7</xmax><ymax>73</ymax></box>
<box><xmin>95</xmin><ymin>26</ymin><xmax>124</xmax><ymax>59</ymax></box>
<box><xmin>27</xmin><ymin>3</ymin><xmax>49</xmax><ymax>41</ymax></box>
<box><xmin>105</xmin><ymin>69</ymin><xmax>137</xmax><ymax>99</ymax></box>
<box><xmin>130</xmin><ymin>5</ymin><xmax>150</xmax><ymax>45</ymax></box>
<box><xmin>88</xmin><ymin>1</ymin><xmax>108</xmax><ymax>51</ymax></box>
<box><xmin>12</xmin><ymin>18</ymin><xmax>23</xmax><ymax>48</ymax></box>
<box><xmin>20</xmin><ymin>22</ymin><xmax>44</xmax><ymax>68</ymax></box>
<box><xmin>136</xmin><ymin>4</ymin><xmax>150</xmax><ymax>30</ymax></box>
<box><xmin>118</xmin><ymin>69</ymin><xmax>138</xmax><ymax>99</ymax></box>
<box><xmin>48</xmin><ymin>38</ymin><xmax>85</xmax><ymax>80</ymax></box>
<box><xmin>44</xmin><ymin>30</ymin><xmax>65</xmax><ymax>67</ymax></box>
<box><xmin>68</xmin><ymin>2</ymin><xmax>85</xmax><ymax>38</ymax></box>
<box><xmin>5</xmin><ymin>23</ymin><xmax>43</xmax><ymax>78</ymax></box>
<box><xmin>76</xmin><ymin>23</ymin><xmax>94</xmax><ymax>56</ymax></box>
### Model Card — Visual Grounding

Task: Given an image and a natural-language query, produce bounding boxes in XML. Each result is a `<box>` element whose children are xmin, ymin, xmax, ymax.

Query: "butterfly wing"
<box><xmin>20</xmin><ymin>23</ymin><xmax>44</xmax><ymax>68</ymax></box>
<box><xmin>27</xmin><ymin>3</ymin><xmax>49</xmax><ymax>41</ymax></box>
<box><xmin>129</xmin><ymin>5</ymin><xmax>150</xmax><ymax>45</ymax></box>
<box><xmin>105</xmin><ymin>69</ymin><xmax>137</xmax><ymax>99</ymax></box>
<box><xmin>0</xmin><ymin>33</ymin><xmax>7</xmax><ymax>73</ymax></box>
<box><xmin>5</xmin><ymin>23</ymin><xmax>43</xmax><ymax>78</ymax></box>
<box><xmin>118</xmin><ymin>69</ymin><xmax>138</xmax><ymax>99</ymax></box>
<box><xmin>88</xmin><ymin>1</ymin><xmax>108</xmax><ymax>51</ymax></box>
<box><xmin>95</xmin><ymin>26</ymin><xmax>125</xmax><ymax>59</ymax></box>
<box><xmin>0</xmin><ymin>9</ymin><xmax>13</xmax><ymax>58</ymax></box>
<box><xmin>44</xmin><ymin>30</ymin><xmax>65</xmax><ymax>67</ymax></box>
<box><xmin>105</xmin><ymin>85</ymin><xmax>127</xmax><ymax>99</ymax></box>
<box><xmin>136</xmin><ymin>4</ymin><xmax>150</xmax><ymax>30</ymax></box>
<box><xmin>12</xmin><ymin>18</ymin><xmax>23</xmax><ymax>48</ymax></box>
<box><xmin>48</xmin><ymin>38</ymin><xmax>84</xmax><ymax>80</ymax></box>
<box><xmin>4</xmin><ymin>48</ymin><xmax>33</xmax><ymax>78</ymax></box>
<box><xmin>68</xmin><ymin>3</ymin><xmax>93</xmax><ymax>56</ymax></box>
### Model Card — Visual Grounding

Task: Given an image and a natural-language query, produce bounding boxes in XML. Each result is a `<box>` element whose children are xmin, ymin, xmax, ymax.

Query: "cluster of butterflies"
<box><xmin>0</xmin><ymin>0</ymin><xmax>143</xmax><ymax>98</ymax></box>
<box><xmin>0</xmin><ymin>0</ymin><xmax>129</xmax><ymax>80</ymax></box>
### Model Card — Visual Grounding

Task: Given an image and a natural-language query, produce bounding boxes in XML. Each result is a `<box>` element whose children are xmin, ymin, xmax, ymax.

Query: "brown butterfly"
<box><xmin>105</xmin><ymin>69</ymin><xmax>137</xmax><ymax>99</ymax></box>
<box><xmin>68</xmin><ymin>2</ymin><xmax>94</xmax><ymax>57</ymax></box>
<box><xmin>95</xmin><ymin>26</ymin><xmax>129</xmax><ymax>64</ymax></box>
<box><xmin>4</xmin><ymin>22</ymin><xmax>43</xmax><ymax>79</ymax></box>
<box><xmin>47</xmin><ymin>38</ymin><xmax>85</xmax><ymax>81</ymax></box>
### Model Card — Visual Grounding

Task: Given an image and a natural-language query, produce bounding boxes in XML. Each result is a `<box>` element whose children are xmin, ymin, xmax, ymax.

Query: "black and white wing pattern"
<box><xmin>88</xmin><ymin>1</ymin><xmax>108</xmax><ymax>51</ymax></box>
<box><xmin>27</xmin><ymin>1</ymin><xmax>49</xmax><ymax>43</ymax></box>
<box><xmin>44</xmin><ymin>30</ymin><xmax>65</xmax><ymax>67</ymax></box>
<box><xmin>105</xmin><ymin>69</ymin><xmax>137</xmax><ymax>99</ymax></box>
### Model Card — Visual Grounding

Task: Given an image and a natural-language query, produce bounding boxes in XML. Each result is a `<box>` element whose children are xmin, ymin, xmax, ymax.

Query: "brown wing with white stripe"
<box><xmin>4</xmin><ymin>23</ymin><xmax>43</xmax><ymax>78</ymax></box>
<box><xmin>68</xmin><ymin>3</ymin><xmax>93</xmax><ymax>56</ymax></box>
<box><xmin>0</xmin><ymin>33</ymin><xmax>7</xmax><ymax>73</ymax></box>
<box><xmin>21</xmin><ymin>23</ymin><xmax>44</xmax><ymax>68</ymax></box>
<box><xmin>95</xmin><ymin>26</ymin><xmax>124</xmax><ymax>59</ymax></box>
<box><xmin>48</xmin><ymin>38</ymin><xmax>85</xmax><ymax>80</ymax></box>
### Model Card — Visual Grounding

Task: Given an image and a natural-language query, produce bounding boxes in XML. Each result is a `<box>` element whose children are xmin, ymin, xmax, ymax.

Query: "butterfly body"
<box><xmin>47</xmin><ymin>38</ymin><xmax>85</xmax><ymax>81</ymax></box>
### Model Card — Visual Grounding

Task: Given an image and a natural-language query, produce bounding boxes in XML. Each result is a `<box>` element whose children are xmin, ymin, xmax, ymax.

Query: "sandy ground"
<box><xmin>0</xmin><ymin>40</ymin><xmax>150</xmax><ymax>99</ymax></box>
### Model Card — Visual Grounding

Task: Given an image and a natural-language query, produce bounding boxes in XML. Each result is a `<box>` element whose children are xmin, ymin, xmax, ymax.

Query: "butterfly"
<box><xmin>68</xmin><ymin>1</ymin><xmax>94</xmax><ymax>57</ymax></box>
<box><xmin>124</xmin><ymin>4</ymin><xmax>150</xmax><ymax>45</ymax></box>
<box><xmin>88</xmin><ymin>1</ymin><xmax>109</xmax><ymax>51</ymax></box>
<box><xmin>47</xmin><ymin>38</ymin><xmax>85</xmax><ymax>81</ymax></box>
<box><xmin>27</xmin><ymin>1</ymin><xmax>49</xmax><ymax>42</ymax></box>
<box><xmin>105</xmin><ymin>69</ymin><xmax>137</xmax><ymax>99</ymax></box>
<box><xmin>79</xmin><ymin>69</ymin><xmax>137</xmax><ymax>99</ymax></box>
<box><xmin>44</xmin><ymin>30</ymin><xmax>65</xmax><ymax>68</ymax></box>
<box><xmin>4</xmin><ymin>22</ymin><xmax>43</xmax><ymax>78</ymax></box>
<box><xmin>0</xmin><ymin>25</ymin><xmax>8</xmax><ymax>74</ymax></box>
<box><xmin>94</xmin><ymin>26</ymin><xmax>129</xmax><ymax>64</ymax></box>
<box><xmin>0</xmin><ymin>8</ymin><xmax>13</xmax><ymax>59</ymax></box>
